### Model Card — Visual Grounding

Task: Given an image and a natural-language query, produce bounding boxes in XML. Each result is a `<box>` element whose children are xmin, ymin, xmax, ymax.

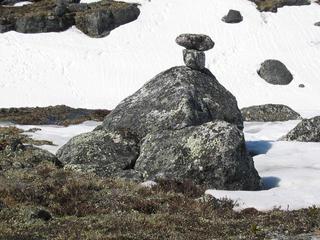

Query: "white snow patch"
<box><xmin>13</xmin><ymin>1</ymin><xmax>32</xmax><ymax>6</ymax></box>
<box><xmin>0</xmin><ymin>0</ymin><xmax>319</xmax><ymax>112</ymax></box>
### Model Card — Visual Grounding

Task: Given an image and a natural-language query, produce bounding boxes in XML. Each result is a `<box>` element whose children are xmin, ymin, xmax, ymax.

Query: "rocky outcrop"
<box><xmin>241</xmin><ymin>104</ymin><xmax>302</xmax><ymax>122</ymax></box>
<box><xmin>0</xmin><ymin>105</ymin><xmax>110</xmax><ymax>126</ymax></box>
<box><xmin>57</xmin><ymin>35</ymin><xmax>260</xmax><ymax>190</ymax></box>
<box><xmin>281</xmin><ymin>116</ymin><xmax>320</xmax><ymax>142</ymax></box>
<box><xmin>0</xmin><ymin>0</ymin><xmax>140</xmax><ymax>37</ymax></box>
<box><xmin>222</xmin><ymin>10</ymin><xmax>243</xmax><ymax>24</ymax></box>
<box><xmin>250</xmin><ymin>0</ymin><xmax>310</xmax><ymax>12</ymax></box>
<box><xmin>258</xmin><ymin>59</ymin><xmax>293</xmax><ymax>85</ymax></box>
<box><xmin>135</xmin><ymin>121</ymin><xmax>260</xmax><ymax>190</ymax></box>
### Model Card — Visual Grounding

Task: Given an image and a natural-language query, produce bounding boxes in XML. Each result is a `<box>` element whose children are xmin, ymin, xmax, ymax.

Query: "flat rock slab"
<box><xmin>241</xmin><ymin>104</ymin><xmax>301</xmax><ymax>122</ymax></box>
<box><xmin>176</xmin><ymin>34</ymin><xmax>215</xmax><ymax>51</ymax></box>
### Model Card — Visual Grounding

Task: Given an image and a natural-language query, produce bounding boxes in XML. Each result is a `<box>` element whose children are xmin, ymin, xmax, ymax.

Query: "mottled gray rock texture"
<box><xmin>241</xmin><ymin>104</ymin><xmax>302</xmax><ymax>122</ymax></box>
<box><xmin>315</xmin><ymin>22</ymin><xmax>320</xmax><ymax>27</ymax></box>
<box><xmin>135</xmin><ymin>121</ymin><xmax>260</xmax><ymax>190</ymax></box>
<box><xmin>57</xmin><ymin>66</ymin><xmax>261</xmax><ymax>190</ymax></box>
<box><xmin>183</xmin><ymin>49</ymin><xmax>205</xmax><ymax>70</ymax></box>
<box><xmin>100</xmin><ymin>66</ymin><xmax>244</xmax><ymax>137</ymax></box>
<box><xmin>56</xmin><ymin>129</ymin><xmax>140</xmax><ymax>177</ymax></box>
<box><xmin>222</xmin><ymin>9</ymin><xmax>243</xmax><ymax>23</ymax></box>
<box><xmin>176</xmin><ymin>34</ymin><xmax>215</xmax><ymax>51</ymax></box>
<box><xmin>281</xmin><ymin>116</ymin><xmax>320</xmax><ymax>142</ymax></box>
<box><xmin>258</xmin><ymin>59</ymin><xmax>293</xmax><ymax>85</ymax></box>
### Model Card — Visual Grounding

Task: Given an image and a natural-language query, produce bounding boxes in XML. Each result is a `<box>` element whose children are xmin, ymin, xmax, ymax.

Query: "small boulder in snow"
<box><xmin>315</xmin><ymin>22</ymin><xmax>320</xmax><ymax>27</ymax></box>
<box><xmin>175</xmin><ymin>34</ymin><xmax>215</xmax><ymax>51</ymax></box>
<box><xmin>183</xmin><ymin>49</ymin><xmax>205</xmax><ymax>70</ymax></box>
<box><xmin>241</xmin><ymin>104</ymin><xmax>302</xmax><ymax>122</ymax></box>
<box><xmin>281</xmin><ymin>116</ymin><xmax>320</xmax><ymax>142</ymax></box>
<box><xmin>258</xmin><ymin>59</ymin><xmax>293</xmax><ymax>85</ymax></box>
<box><xmin>222</xmin><ymin>10</ymin><xmax>243</xmax><ymax>24</ymax></box>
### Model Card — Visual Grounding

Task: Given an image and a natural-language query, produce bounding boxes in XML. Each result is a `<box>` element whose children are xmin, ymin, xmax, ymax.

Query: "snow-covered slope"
<box><xmin>0</xmin><ymin>0</ymin><xmax>319</xmax><ymax>113</ymax></box>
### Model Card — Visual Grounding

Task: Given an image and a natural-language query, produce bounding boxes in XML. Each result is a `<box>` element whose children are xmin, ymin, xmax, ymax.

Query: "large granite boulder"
<box><xmin>57</xmin><ymin>64</ymin><xmax>261</xmax><ymax>190</ymax></box>
<box><xmin>135</xmin><ymin>121</ymin><xmax>260</xmax><ymax>190</ymax></box>
<box><xmin>100</xmin><ymin>66</ymin><xmax>244</xmax><ymax>138</ymax></box>
<box><xmin>281</xmin><ymin>116</ymin><xmax>320</xmax><ymax>142</ymax></box>
<box><xmin>258</xmin><ymin>60</ymin><xmax>293</xmax><ymax>85</ymax></box>
<box><xmin>241</xmin><ymin>104</ymin><xmax>302</xmax><ymax>122</ymax></box>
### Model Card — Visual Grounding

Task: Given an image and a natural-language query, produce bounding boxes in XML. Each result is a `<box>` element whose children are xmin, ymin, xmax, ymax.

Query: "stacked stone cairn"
<box><xmin>175</xmin><ymin>34</ymin><xmax>214</xmax><ymax>70</ymax></box>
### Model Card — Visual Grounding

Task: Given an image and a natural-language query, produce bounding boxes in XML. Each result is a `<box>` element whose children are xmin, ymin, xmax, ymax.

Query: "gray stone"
<box><xmin>67</xmin><ymin>3</ymin><xmax>89</xmax><ymax>12</ymax></box>
<box><xmin>222</xmin><ymin>10</ymin><xmax>243</xmax><ymax>23</ymax></box>
<box><xmin>176</xmin><ymin>34</ymin><xmax>215</xmax><ymax>51</ymax></box>
<box><xmin>281</xmin><ymin>116</ymin><xmax>320</xmax><ymax>142</ymax></box>
<box><xmin>299</xmin><ymin>84</ymin><xmax>305</xmax><ymax>88</ymax></box>
<box><xmin>241</xmin><ymin>104</ymin><xmax>302</xmax><ymax>122</ymax></box>
<box><xmin>56</xmin><ymin>129</ymin><xmax>140</xmax><ymax>177</ymax></box>
<box><xmin>135</xmin><ymin>121</ymin><xmax>261</xmax><ymax>190</ymax></box>
<box><xmin>258</xmin><ymin>59</ymin><xmax>293</xmax><ymax>85</ymax></box>
<box><xmin>100</xmin><ymin>66</ymin><xmax>244</xmax><ymax>138</ymax></box>
<box><xmin>315</xmin><ymin>22</ymin><xmax>320</xmax><ymax>27</ymax></box>
<box><xmin>75</xmin><ymin>10</ymin><xmax>113</xmax><ymax>38</ymax></box>
<box><xmin>15</xmin><ymin>15</ymin><xmax>74</xmax><ymax>33</ymax></box>
<box><xmin>183</xmin><ymin>49</ymin><xmax>205</xmax><ymax>70</ymax></box>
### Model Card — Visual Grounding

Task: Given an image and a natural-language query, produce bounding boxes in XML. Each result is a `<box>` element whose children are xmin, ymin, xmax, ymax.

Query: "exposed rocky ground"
<box><xmin>0</xmin><ymin>105</ymin><xmax>110</xmax><ymax>126</ymax></box>
<box><xmin>0</xmin><ymin>0</ymin><xmax>140</xmax><ymax>37</ymax></box>
<box><xmin>241</xmin><ymin>104</ymin><xmax>302</xmax><ymax>122</ymax></box>
<box><xmin>249</xmin><ymin>0</ymin><xmax>311</xmax><ymax>12</ymax></box>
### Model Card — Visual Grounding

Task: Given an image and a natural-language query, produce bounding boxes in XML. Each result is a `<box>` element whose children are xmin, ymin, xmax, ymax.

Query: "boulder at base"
<box><xmin>135</xmin><ymin>121</ymin><xmax>260</xmax><ymax>190</ymax></box>
<box><xmin>241</xmin><ymin>104</ymin><xmax>302</xmax><ymax>122</ymax></box>
<box><xmin>281</xmin><ymin>116</ymin><xmax>320</xmax><ymax>142</ymax></box>
<box><xmin>258</xmin><ymin>59</ymin><xmax>293</xmax><ymax>85</ymax></box>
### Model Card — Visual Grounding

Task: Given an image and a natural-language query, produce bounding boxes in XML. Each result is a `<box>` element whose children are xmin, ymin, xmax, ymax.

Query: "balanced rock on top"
<box><xmin>176</xmin><ymin>34</ymin><xmax>214</xmax><ymax>70</ymax></box>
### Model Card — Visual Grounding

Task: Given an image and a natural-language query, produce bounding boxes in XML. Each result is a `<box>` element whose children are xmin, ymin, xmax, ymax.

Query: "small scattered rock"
<box><xmin>31</xmin><ymin>209</ymin><xmax>52</xmax><ymax>221</ymax></box>
<box><xmin>241</xmin><ymin>104</ymin><xmax>302</xmax><ymax>122</ymax></box>
<box><xmin>299</xmin><ymin>84</ymin><xmax>305</xmax><ymax>88</ymax></box>
<box><xmin>183</xmin><ymin>49</ymin><xmax>205</xmax><ymax>70</ymax></box>
<box><xmin>315</xmin><ymin>22</ymin><xmax>320</xmax><ymax>26</ymax></box>
<box><xmin>222</xmin><ymin>9</ymin><xmax>243</xmax><ymax>23</ymax></box>
<box><xmin>281</xmin><ymin>116</ymin><xmax>320</xmax><ymax>142</ymax></box>
<box><xmin>175</xmin><ymin>34</ymin><xmax>215</xmax><ymax>51</ymax></box>
<box><xmin>258</xmin><ymin>59</ymin><xmax>293</xmax><ymax>85</ymax></box>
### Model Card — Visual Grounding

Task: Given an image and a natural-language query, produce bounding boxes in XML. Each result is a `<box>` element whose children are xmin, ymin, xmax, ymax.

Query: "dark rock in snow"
<box><xmin>176</xmin><ymin>34</ymin><xmax>215</xmax><ymax>51</ymax></box>
<box><xmin>222</xmin><ymin>10</ymin><xmax>243</xmax><ymax>23</ymax></box>
<box><xmin>315</xmin><ymin>22</ymin><xmax>320</xmax><ymax>27</ymax></box>
<box><xmin>241</xmin><ymin>104</ymin><xmax>302</xmax><ymax>122</ymax></box>
<box><xmin>258</xmin><ymin>59</ymin><xmax>293</xmax><ymax>85</ymax></box>
<box><xmin>135</xmin><ymin>121</ymin><xmax>261</xmax><ymax>190</ymax></box>
<box><xmin>0</xmin><ymin>0</ymin><xmax>140</xmax><ymax>38</ymax></box>
<box><xmin>100</xmin><ymin>66</ymin><xmax>244</xmax><ymax>137</ymax></box>
<box><xmin>281</xmin><ymin>116</ymin><xmax>320</xmax><ymax>142</ymax></box>
<box><xmin>183</xmin><ymin>49</ymin><xmax>205</xmax><ymax>70</ymax></box>
<box><xmin>298</xmin><ymin>84</ymin><xmax>305</xmax><ymax>88</ymax></box>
